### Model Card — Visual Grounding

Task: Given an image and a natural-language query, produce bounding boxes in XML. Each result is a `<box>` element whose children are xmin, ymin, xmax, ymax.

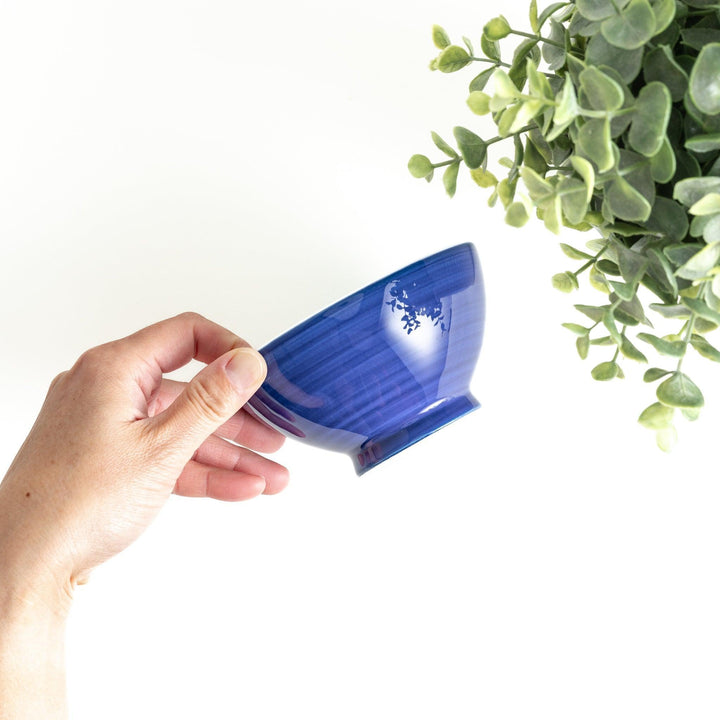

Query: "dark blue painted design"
<box><xmin>246</xmin><ymin>243</ymin><xmax>485</xmax><ymax>475</ymax></box>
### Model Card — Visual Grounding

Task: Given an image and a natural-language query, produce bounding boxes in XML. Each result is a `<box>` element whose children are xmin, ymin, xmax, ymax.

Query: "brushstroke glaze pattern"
<box><xmin>246</xmin><ymin>243</ymin><xmax>485</xmax><ymax>474</ymax></box>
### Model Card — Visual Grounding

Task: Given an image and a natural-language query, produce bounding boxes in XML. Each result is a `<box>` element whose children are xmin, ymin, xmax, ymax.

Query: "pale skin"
<box><xmin>0</xmin><ymin>312</ymin><xmax>289</xmax><ymax>719</ymax></box>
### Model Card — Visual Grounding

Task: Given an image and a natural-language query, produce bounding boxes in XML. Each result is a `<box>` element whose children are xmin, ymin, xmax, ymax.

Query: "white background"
<box><xmin>1</xmin><ymin>1</ymin><xmax>720</xmax><ymax>718</ymax></box>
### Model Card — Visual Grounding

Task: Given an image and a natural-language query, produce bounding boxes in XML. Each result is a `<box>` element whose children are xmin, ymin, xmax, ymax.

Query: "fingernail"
<box><xmin>225</xmin><ymin>348</ymin><xmax>266</xmax><ymax>390</ymax></box>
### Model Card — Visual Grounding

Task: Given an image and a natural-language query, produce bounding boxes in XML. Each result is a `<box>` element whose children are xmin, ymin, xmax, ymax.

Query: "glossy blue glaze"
<box><xmin>246</xmin><ymin>243</ymin><xmax>485</xmax><ymax>475</ymax></box>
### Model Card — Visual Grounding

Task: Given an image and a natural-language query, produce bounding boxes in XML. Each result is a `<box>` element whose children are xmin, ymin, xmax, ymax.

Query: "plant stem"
<box><xmin>509</xmin><ymin>28</ymin><xmax>566</xmax><ymax>50</ymax></box>
<box><xmin>432</xmin><ymin>158</ymin><xmax>459</xmax><ymax>169</ymax></box>
<box><xmin>677</xmin><ymin>312</ymin><xmax>696</xmax><ymax>372</ymax></box>
<box><xmin>486</xmin><ymin>124</ymin><xmax>536</xmax><ymax>146</ymax></box>
<box><xmin>573</xmin><ymin>240</ymin><xmax>610</xmax><ymax>279</ymax></box>
<box><xmin>470</xmin><ymin>57</ymin><xmax>511</xmax><ymax>68</ymax></box>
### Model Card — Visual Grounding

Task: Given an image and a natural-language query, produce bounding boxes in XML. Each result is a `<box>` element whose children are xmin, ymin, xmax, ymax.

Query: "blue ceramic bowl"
<box><xmin>246</xmin><ymin>243</ymin><xmax>485</xmax><ymax>474</ymax></box>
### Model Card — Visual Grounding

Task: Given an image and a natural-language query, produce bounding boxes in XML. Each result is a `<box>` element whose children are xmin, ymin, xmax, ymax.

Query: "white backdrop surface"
<box><xmin>1</xmin><ymin>1</ymin><xmax>720</xmax><ymax>718</ymax></box>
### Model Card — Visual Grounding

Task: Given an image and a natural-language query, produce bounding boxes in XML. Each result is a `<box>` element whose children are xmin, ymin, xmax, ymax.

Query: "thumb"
<box><xmin>152</xmin><ymin>347</ymin><xmax>267</xmax><ymax>456</ymax></box>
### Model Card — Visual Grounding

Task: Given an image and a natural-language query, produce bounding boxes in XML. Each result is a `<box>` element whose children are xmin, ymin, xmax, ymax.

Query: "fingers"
<box><xmin>147</xmin><ymin>347</ymin><xmax>267</xmax><ymax>458</ymax></box>
<box><xmin>217</xmin><ymin>409</ymin><xmax>286</xmax><ymax>454</ymax></box>
<box><xmin>174</xmin><ymin>461</ymin><xmax>267</xmax><ymax>501</ymax></box>
<box><xmin>193</xmin><ymin>435</ymin><xmax>290</xmax><ymax>495</ymax></box>
<box><xmin>174</xmin><ymin>442</ymin><xmax>290</xmax><ymax>500</ymax></box>
<box><xmin>148</xmin><ymin>378</ymin><xmax>285</xmax><ymax>453</ymax></box>
<box><xmin>121</xmin><ymin>312</ymin><xmax>251</xmax><ymax>375</ymax></box>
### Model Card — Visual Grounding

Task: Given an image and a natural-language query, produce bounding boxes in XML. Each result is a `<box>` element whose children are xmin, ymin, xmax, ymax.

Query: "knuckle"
<box><xmin>185</xmin><ymin>375</ymin><xmax>233</xmax><ymax>423</ymax></box>
<box><xmin>176</xmin><ymin>311</ymin><xmax>205</xmax><ymax>324</ymax></box>
<box><xmin>72</xmin><ymin>344</ymin><xmax>117</xmax><ymax>381</ymax></box>
<box><xmin>49</xmin><ymin>370</ymin><xmax>69</xmax><ymax>391</ymax></box>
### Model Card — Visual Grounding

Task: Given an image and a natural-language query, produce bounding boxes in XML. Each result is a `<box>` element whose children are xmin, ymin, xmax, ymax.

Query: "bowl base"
<box><xmin>352</xmin><ymin>394</ymin><xmax>479</xmax><ymax>475</ymax></box>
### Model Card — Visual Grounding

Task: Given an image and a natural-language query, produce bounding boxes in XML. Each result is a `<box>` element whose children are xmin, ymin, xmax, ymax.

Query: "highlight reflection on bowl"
<box><xmin>246</xmin><ymin>243</ymin><xmax>485</xmax><ymax>475</ymax></box>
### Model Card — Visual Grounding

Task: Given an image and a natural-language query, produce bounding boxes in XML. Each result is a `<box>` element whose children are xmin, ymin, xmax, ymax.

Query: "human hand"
<box><xmin>0</xmin><ymin>312</ymin><xmax>289</xmax><ymax>604</ymax></box>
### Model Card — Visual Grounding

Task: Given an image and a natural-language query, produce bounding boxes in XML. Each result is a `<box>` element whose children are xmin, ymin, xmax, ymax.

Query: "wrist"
<box><xmin>0</xmin><ymin>482</ymin><xmax>75</xmax><ymax>623</ymax></box>
<box><xmin>0</xmin><ymin>559</ymin><xmax>69</xmax><ymax>720</ymax></box>
<box><xmin>0</xmin><ymin>483</ymin><xmax>71</xmax><ymax>719</ymax></box>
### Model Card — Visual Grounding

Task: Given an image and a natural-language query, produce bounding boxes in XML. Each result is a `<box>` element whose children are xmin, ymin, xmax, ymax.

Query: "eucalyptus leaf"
<box><xmin>591</xmin><ymin>360</ymin><xmax>620</xmax><ymax>380</ymax></box>
<box><xmin>648</xmin><ymin>303</ymin><xmax>691</xmax><ymax>319</ymax></box>
<box><xmin>542</xmin><ymin>19</ymin><xmax>567</xmax><ymax>71</ymax></box>
<box><xmin>673</xmin><ymin>177</ymin><xmax>720</xmax><ymax>207</ymax></box>
<box><xmin>432</xmin><ymin>25</ymin><xmax>451</xmax><ymax>50</ymax></box>
<box><xmin>602</xmin><ymin>308</ymin><xmax>624</xmax><ymax>344</ymax></box>
<box><xmin>664</xmin><ymin>242</ymin><xmax>704</xmax><ymax>268</ymax></box>
<box><xmin>552</xmin><ymin>270</ymin><xmax>579</xmax><ymax>292</ymax></box>
<box><xmin>579</xmin><ymin>67</ymin><xmax>624</xmax><ymax>111</ymax></box>
<box><xmin>484</xmin><ymin>15</ymin><xmax>511</xmax><ymax>41</ymax></box>
<box><xmin>575</xmin><ymin>304</ymin><xmax>607</xmax><ymax>323</ymax></box>
<box><xmin>576</xmin><ymin>333</ymin><xmax>590</xmax><ymax>359</ymax></box>
<box><xmin>408</xmin><ymin>154</ymin><xmax>434</xmax><ymax>179</ymax></box>
<box><xmin>605</xmin><ymin>175</ymin><xmax>652</xmax><ymax>222</ymax></box>
<box><xmin>569</xmin><ymin>12</ymin><xmax>602</xmax><ymax>38</ymax></box>
<box><xmin>537</xmin><ymin>2</ymin><xmax>570</xmax><ymax>28</ymax></box>
<box><xmin>689</xmin><ymin>194</ymin><xmax>720</xmax><ymax>216</ymax></box>
<box><xmin>681</xmin><ymin>29</ymin><xmax>720</xmax><ymax>53</ymax></box>
<box><xmin>642</xmin><ymin>197</ymin><xmax>688</xmax><ymax>242</ymax></box>
<box><xmin>628</xmin><ymin>82</ymin><xmax>672</xmax><ymax>157</ymax></box>
<box><xmin>505</xmin><ymin>201</ymin><xmax>530</xmax><ymax>227</ymax></box>
<box><xmin>529</xmin><ymin>0</ymin><xmax>539</xmax><ymax>33</ymax></box>
<box><xmin>560</xmin><ymin>243</ymin><xmax>592</xmax><ymax>260</ymax></box>
<box><xmin>586</xmin><ymin>33</ymin><xmax>644</xmax><ymax>84</ymax></box>
<box><xmin>467</xmin><ymin>91</ymin><xmax>491</xmax><ymax>116</ymax></box>
<box><xmin>443</xmin><ymin>162</ymin><xmax>460</xmax><ymax>197</ymax></box>
<box><xmin>558</xmin><ymin>177</ymin><xmax>589</xmax><ymax>224</ymax></box>
<box><xmin>645</xmin><ymin>247</ymin><xmax>679</xmax><ymax>297</ymax></box>
<box><xmin>431</xmin><ymin>131</ymin><xmax>459</xmax><ymax>158</ymax></box>
<box><xmin>470</xmin><ymin>167</ymin><xmax>498</xmax><ymax>188</ymax></box>
<box><xmin>656</xmin><ymin>372</ymin><xmax>704</xmax><ymax>408</ymax></box>
<box><xmin>681</xmin><ymin>296</ymin><xmax>720</xmax><ymax>324</ymax></box>
<box><xmin>643</xmin><ymin>45</ymin><xmax>688</xmax><ymax>102</ymax></box>
<box><xmin>576</xmin><ymin>0</ymin><xmax>630</xmax><ymax>22</ymax></box>
<box><xmin>438</xmin><ymin>45</ymin><xmax>473</xmax><ymax>73</ymax></box>
<box><xmin>562</xmin><ymin>322</ymin><xmax>590</xmax><ymax>335</ymax></box>
<box><xmin>543</xmin><ymin>195</ymin><xmax>564</xmax><ymax>234</ymax></box>
<box><xmin>570</xmin><ymin>155</ymin><xmax>595</xmax><ymax>204</ymax></box>
<box><xmin>656</xmin><ymin>426</ymin><xmax>677</xmax><ymax>452</ymax></box>
<box><xmin>469</xmin><ymin>67</ymin><xmax>495</xmax><ymax>92</ymax></box>
<box><xmin>453</xmin><ymin>127</ymin><xmax>487</xmax><ymax>169</ymax></box>
<box><xmin>520</xmin><ymin>166</ymin><xmax>554</xmax><ymax>200</ymax></box>
<box><xmin>650</xmin><ymin>0</ymin><xmax>675</xmax><ymax>37</ymax></box>
<box><xmin>638</xmin><ymin>401</ymin><xmax>674</xmax><ymax>429</ymax></box>
<box><xmin>648</xmin><ymin>137</ymin><xmax>676</xmax><ymax>183</ymax></box>
<box><xmin>613</xmin><ymin>292</ymin><xmax>648</xmax><ymax>325</ymax></box>
<box><xmin>644</xmin><ymin>367</ymin><xmax>672</xmax><ymax>382</ymax></box>
<box><xmin>600</xmin><ymin>0</ymin><xmax>656</xmax><ymax>50</ymax></box>
<box><xmin>480</xmin><ymin>34</ymin><xmax>500</xmax><ymax>62</ymax></box>
<box><xmin>690</xmin><ymin>334</ymin><xmax>720</xmax><ymax>362</ymax></box>
<box><xmin>637</xmin><ymin>332</ymin><xmax>685</xmax><ymax>356</ymax></box>
<box><xmin>614</xmin><ymin>241</ymin><xmax>649</xmax><ymax>286</ymax></box>
<box><xmin>689</xmin><ymin>43</ymin><xmax>720</xmax><ymax>116</ymax></box>
<box><xmin>552</xmin><ymin>76</ymin><xmax>579</xmax><ymax>130</ymax></box>
<box><xmin>577</xmin><ymin>118</ymin><xmax>615</xmax><ymax>173</ymax></box>
<box><xmin>704</xmin><ymin>215</ymin><xmax>720</xmax><ymax>243</ymax></box>
<box><xmin>610</xmin><ymin>280</ymin><xmax>635</xmax><ymax>301</ymax></box>
<box><xmin>685</xmin><ymin>134</ymin><xmax>720</xmax><ymax>153</ymax></box>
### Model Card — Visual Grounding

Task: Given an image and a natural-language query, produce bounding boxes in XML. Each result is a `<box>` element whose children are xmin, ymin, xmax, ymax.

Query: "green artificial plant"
<box><xmin>409</xmin><ymin>0</ymin><xmax>720</xmax><ymax>450</ymax></box>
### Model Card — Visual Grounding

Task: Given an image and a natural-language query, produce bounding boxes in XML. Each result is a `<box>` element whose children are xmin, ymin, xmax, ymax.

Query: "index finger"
<box><xmin>119</xmin><ymin>312</ymin><xmax>251</xmax><ymax>374</ymax></box>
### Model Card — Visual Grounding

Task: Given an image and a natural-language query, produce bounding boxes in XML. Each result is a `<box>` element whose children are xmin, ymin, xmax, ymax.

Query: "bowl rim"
<box><xmin>259</xmin><ymin>242</ymin><xmax>478</xmax><ymax>351</ymax></box>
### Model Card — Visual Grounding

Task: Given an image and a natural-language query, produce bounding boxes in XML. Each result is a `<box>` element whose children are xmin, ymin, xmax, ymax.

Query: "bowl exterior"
<box><xmin>246</xmin><ymin>243</ymin><xmax>485</xmax><ymax>473</ymax></box>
